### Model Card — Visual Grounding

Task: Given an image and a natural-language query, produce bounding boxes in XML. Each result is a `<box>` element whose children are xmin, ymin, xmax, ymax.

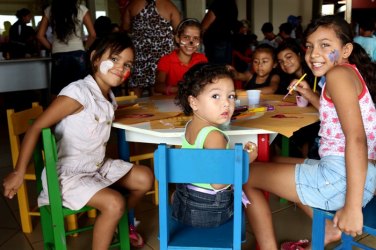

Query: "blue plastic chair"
<box><xmin>312</xmin><ymin>196</ymin><xmax>376</xmax><ymax>249</ymax></box>
<box><xmin>154</xmin><ymin>143</ymin><xmax>249</xmax><ymax>250</ymax></box>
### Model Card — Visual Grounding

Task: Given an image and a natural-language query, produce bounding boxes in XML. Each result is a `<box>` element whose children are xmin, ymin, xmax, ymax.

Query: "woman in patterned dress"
<box><xmin>123</xmin><ymin>0</ymin><xmax>181</xmax><ymax>97</ymax></box>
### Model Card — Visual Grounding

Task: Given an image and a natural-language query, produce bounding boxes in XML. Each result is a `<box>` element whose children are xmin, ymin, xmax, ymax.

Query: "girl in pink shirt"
<box><xmin>243</xmin><ymin>15</ymin><xmax>376</xmax><ymax>249</ymax></box>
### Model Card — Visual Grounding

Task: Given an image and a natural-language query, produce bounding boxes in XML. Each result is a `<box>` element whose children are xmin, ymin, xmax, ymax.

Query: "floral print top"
<box><xmin>318</xmin><ymin>64</ymin><xmax>376</xmax><ymax>159</ymax></box>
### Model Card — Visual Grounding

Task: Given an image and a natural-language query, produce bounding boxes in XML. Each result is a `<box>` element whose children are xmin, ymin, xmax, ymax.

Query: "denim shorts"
<box><xmin>172</xmin><ymin>184</ymin><xmax>233</xmax><ymax>228</ymax></box>
<box><xmin>296</xmin><ymin>155</ymin><xmax>376</xmax><ymax>210</ymax></box>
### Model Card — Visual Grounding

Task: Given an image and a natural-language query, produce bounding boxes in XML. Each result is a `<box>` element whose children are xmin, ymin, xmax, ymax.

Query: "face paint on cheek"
<box><xmin>179</xmin><ymin>40</ymin><xmax>188</xmax><ymax>47</ymax></box>
<box><xmin>328</xmin><ymin>50</ymin><xmax>339</xmax><ymax>63</ymax></box>
<box><xmin>123</xmin><ymin>70</ymin><xmax>131</xmax><ymax>81</ymax></box>
<box><xmin>179</xmin><ymin>40</ymin><xmax>200</xmax><ymax>47</ymax></box>
<box><xmin>99</xmin><ymin>60</ymin><xmax>114</xmax><ymax>74</ymax></box>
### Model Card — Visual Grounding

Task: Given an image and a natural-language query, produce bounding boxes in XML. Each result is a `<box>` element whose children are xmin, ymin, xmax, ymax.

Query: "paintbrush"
<box><xmin>283</xmin><ymin>73</ymin><xmax>307</xmax><ymax>100</ymax></box>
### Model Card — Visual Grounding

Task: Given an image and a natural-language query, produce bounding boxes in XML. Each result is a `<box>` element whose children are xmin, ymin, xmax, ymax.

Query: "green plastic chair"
<box><xmin>33</xmin><ymin>128</ymin><xmax>130</xmax><ymax>250</ymax></box>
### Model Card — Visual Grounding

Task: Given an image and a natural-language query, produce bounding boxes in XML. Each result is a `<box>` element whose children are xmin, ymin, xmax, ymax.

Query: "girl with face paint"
<box><xmin>240</xmin><ymin>15</ymin><xmax>376</xmax><ymax>249</ymax></box>
<box><xmin>3</xmin><ymin>32</ymin><xmax>154</xmax><ymax>249</ymax></box>
<box><xmin>155</xmin><ymin>18</ymin><xmax>208</xmax><ymax>95</ymax></box>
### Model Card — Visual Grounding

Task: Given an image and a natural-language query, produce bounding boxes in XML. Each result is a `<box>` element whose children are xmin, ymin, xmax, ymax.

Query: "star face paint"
<box><xmin>99</xmin><ymin>60</ymin><xmax>114</xmax><ymax>74</ymax></box>
<box><xmin>328</xmin><ymin>49</ymin><xmax>339</xmax><ymax>63</ymax></box>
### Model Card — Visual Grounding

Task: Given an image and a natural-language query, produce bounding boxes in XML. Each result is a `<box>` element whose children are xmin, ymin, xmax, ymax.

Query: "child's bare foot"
<box><xmin>324</xmin><ymin>219</ymin><xmax>342</xmax><ymax>245</ymax></box>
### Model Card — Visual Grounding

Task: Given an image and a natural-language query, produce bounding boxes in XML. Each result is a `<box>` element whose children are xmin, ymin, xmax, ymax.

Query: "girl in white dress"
<box><xmin>3</xmin><ymin>32</ymin><xmax>153</xmax><ymax>250</ymax></box>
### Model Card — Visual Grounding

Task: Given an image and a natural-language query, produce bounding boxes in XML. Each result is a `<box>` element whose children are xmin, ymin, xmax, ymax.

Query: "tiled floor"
<box><xmin>0</xmin><ymin>106</ymin><xmax>375</xmax><ymax>250</ymax></box>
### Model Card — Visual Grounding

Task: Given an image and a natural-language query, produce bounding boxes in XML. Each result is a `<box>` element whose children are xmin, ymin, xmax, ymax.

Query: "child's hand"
<box><xmin>3</xmin><ymin>171</ymin><xmax>23</xmax><ymax>199</ymax></box>
<box><xmin>287</xmin><ymin>80</ymin><xmax>311</xmax><ymax>98</ymax></box>
<box><xmin>333</xmin><ymin>205</ymin><xmax>363</xmax><ymax>237</ymax></box>
<box><xmin>244</xmin><ymin>142</ymin><xmax>258</xmax><ymax>163</ymax></box>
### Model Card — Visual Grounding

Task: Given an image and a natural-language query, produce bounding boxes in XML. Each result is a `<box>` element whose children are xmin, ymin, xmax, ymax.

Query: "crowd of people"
<box><xmin>2</xmin><ymin>0</ymin><xmax>376</xmax><ymax>249</ymax></box>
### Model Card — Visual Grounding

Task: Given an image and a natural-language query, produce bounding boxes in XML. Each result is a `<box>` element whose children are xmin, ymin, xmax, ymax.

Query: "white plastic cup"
<box><xmin>246</xmin><ymin>90</ymin><xmax>261</xmax><ymax>107</ymax></box>
<box><xmin>40</xmin><ymin>50</ymin><xmax>46</xmax><ymax>57</ymax></box>
<box><xmin>296</xmin><ymin>95</ymin><xmax>308</xmax><ymax>107</ymax></box>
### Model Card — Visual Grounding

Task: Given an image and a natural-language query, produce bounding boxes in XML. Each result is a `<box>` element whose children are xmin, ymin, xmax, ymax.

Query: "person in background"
<box><xmin>276</xmin><ymin>40</ymin><xmax>321</xmax><ymax>160</ymax></box>
<box><xmin>9</xmin><ymin>8</ymin><xmax>37</xmax><ymax>58</ymax></box>
<box><xmin>88</xmin><ymin>16</ymin><xmax>112</xmax><ymax>53</ymax></box>
<box><xmin>1</xmin><ymin>21</ymin><xmax>11</xmax><ymax>43</ymax></box>
<box><xmin>123</xmin><ymin>0</ymin><xmax>181</xmax><ymax>97</ymax></box>
<box><xmin>275</xmin><ymin>22</ymin><xmax>294</xmax><ymax>45</ymax></box>
<box><xmin>3</xmin><ymin>32</ymin><xmax>153</xmax><ymax>250</ymax></box>
<box><xmin>111</xmin><ymin>23</ymin><xmax>121</xmax><ymax>33</ymax></box>
<box><xmin>354</xmin><ymin>17</ymin><xmax>376</xmax><ymax>62</ymax></box>
<box><xmin>232</xmin><ymin>20</ymin><xmax>255</xmax><ymax>73</ymax></box>
<box><xmin>201</xmin><ymin>0</ymin><xmax>238</xmax><ymax>65</ymax></box>
<box><xmin>232</xmin><ymin>43</ymin><xmax>281</xmax><ymax>94</ymax></box>
<box><xmin>36</xmin><ymin>0</ymin><xmax>96</xmax><ymax>96</ymax></box>
<box><xmin>243</xmin><ymin>15</ymin><xmax>376</xmax><ymax>249</ymax></box>
<box><xmin>154</xmin><ymin>18</ymin><xmax>207</xmax><ymax>96</ymax></box>
<box><xmin>259</xmin><ymin>22</ymin><xmax>280</xmax><ymax>48</ymax></box>
<box><xmin>174</xmin><ymin>62</ymin><xmax>257</xmax><ymax>227</ymax></box>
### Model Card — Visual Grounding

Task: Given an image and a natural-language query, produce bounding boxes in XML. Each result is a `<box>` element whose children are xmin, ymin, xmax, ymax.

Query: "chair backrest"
<box><xmin>154</xmin><ymin>143</ymin><xmax>249</xmax><ymax>249</ymax></box>
<box><xmin>312</xmin><ymin>196</ymin><xmax>376</xmax><ymax>249</ymax></box>
<box><xmin>7</xmin><ymin>102</ymin><xmax>43</xmax><ymax>168</ymax></box>
<box><xmin>40</xmin><ymin>128</ymin><xmax>66</xmax><ymax>217</ymax></box>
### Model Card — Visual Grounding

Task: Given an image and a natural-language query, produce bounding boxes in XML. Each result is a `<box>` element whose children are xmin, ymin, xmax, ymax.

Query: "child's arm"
<box><xmin>258</xmin><ymin>74</ymin><xmax>280</xmax><ymax>94</ymax></box>
<box><xmin>154</xmin><ymin>70</ymin><xmax>177</xmax><ymax>95</ymax></box>
<box><xmin>233</xmin><ymin>69</ymin><xmax>253</xmax><ymax>82</ymax></box>
<box><xmin>326</xmin><ymin>66</ymin><xmax>367</xmax><ymax>236</ymax></box>
<box><xmin>3</xmin><ymin>96</ymin><xmax>83</xmax><ymax>199</ymax></box>
<box><xmin>203</xmin><ymin>130</ymin><xmax>231</xmax><ymax>190</ymax></box>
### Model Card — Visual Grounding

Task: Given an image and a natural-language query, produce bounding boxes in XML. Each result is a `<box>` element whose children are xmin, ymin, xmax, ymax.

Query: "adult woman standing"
<box><xmin>123</xmin><ymin>0</ymin><xmax>180</xmax><ymax>97</ymax></box>
<box><xmin>37</xmin><ymin>0</ymin><xmax>96</xmax><ymax>96</ymax></box>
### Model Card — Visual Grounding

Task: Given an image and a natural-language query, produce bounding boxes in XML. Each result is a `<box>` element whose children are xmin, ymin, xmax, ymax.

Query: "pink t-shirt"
<box><xmin>318</xmin><ymin>64</ymin><xmax>376</xmax><ymax>159</ymax></box>
<box><xmin>157</xmin><ymin>50</ymin><xmax>208</xmax><ymax>87</ymax></box>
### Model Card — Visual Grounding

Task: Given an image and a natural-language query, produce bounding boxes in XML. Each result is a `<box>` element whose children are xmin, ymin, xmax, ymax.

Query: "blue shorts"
<box><xmin>295</xmin><ymin>155</ymin><xmax>376</xmax><ymax>210</ymax></box>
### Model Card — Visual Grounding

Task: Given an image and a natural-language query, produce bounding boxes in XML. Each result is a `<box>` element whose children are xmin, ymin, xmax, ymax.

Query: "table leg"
<box><xmin>117</xmin><ymin>129</ymin><xmax>130</xmax><ymax>161</ymax></box>
<box><xmin>281</xmin><ymin>136</ymin><xmax>290</xmax><ymax>157</ymax></box>
<box><xmin>257</xmin><ymin>134</ymin><xmax>269</xmax><ymax>162</ymax></box>
<box><xmin>116</xmin><ymin>129</ymin><xmax>135</xmax><ymax>228</ymax></box>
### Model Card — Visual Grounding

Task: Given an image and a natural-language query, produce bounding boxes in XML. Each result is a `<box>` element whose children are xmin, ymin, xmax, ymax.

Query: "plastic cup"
<box><xmin>296</xmin><ymin>95</ymin><xmax>308</xmax><ymax>107</ymax></box>
<box><xmin>40</xmin><ymin>50</ymin><xmax>46</xmax><ymax>57</ymax></box>
<box><xmin>246</xmin><ymin>90</ymin><xmax>261</xmax><ymax>107</ymax></box>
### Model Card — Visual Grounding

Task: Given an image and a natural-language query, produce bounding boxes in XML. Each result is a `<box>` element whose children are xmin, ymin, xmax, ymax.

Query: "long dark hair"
<box><xmin>50</xmin><ymin>0</ymin><xmax>79</xmax><ymax>43</ymax></box>
<box><xmin>305</xmin><ymin>15</ymin><xmax>376</xmax><ymax>102</ymax></box>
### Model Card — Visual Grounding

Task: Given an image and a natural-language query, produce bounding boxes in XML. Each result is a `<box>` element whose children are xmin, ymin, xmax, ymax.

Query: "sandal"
<box><xmin>280</xmin><ymin>239</ymin><xmax>310</xmax><ymax>250</ymax></box>
<box><xmin>129</xmin><ymin>224</ymin><xmax>145</xmax><ymax>248</ymax></box>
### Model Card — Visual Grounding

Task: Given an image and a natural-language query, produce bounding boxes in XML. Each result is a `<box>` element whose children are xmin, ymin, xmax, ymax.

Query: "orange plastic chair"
<box><xmin>7</xmin><ymin>102</ymin><xmax>43</xmax><ymax>233</ymax></box>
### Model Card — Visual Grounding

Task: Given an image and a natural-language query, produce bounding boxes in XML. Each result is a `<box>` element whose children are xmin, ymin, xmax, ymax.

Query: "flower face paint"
<box><xmin>99</xmin><ymin>60</ymin><xmax>114</xmax><ymax>74</ymax></box>
<box><xmin>328</xmin><ymin>50</ymin><xmax>339</xmax><ymax>63</ymax></box>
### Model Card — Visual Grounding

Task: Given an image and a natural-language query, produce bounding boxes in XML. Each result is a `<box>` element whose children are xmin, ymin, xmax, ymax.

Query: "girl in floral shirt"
<box><xmin>242</xmin><ymin>15</ymin><xmax>376</xmax><ymax>249</ymax></box>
